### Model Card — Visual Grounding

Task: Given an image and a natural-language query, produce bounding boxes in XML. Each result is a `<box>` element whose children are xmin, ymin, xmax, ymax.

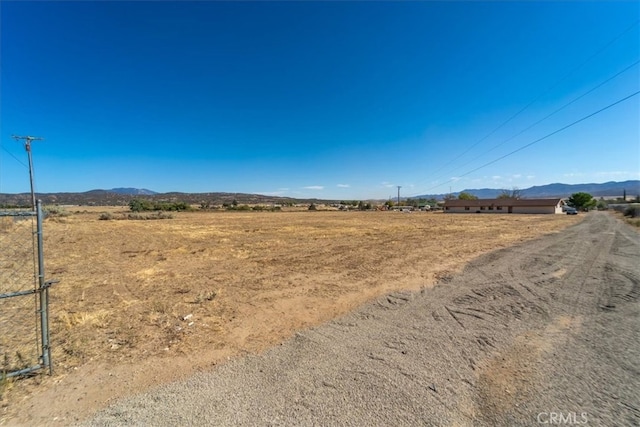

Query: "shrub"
<box><xmin>129</xmin><ymin>199</ymin><xmax>154</xmax><ymax>212</ymax></box>
<box><xmin>627</xmin><ymin>218</ymin><xmax>640</xmax><ymax>228</ymax></box>
<box><xmin>623</xmin><ymin>205</ymin><xmax>640</xmax><ymax>218</ymax></box>
<box><xmin>98</xmin><ymin>212</ymin><xmax>113</xmax><ymax>220</ymax></box>
<box><xmin>44</xmin><ymin>206</ymin><xmax>70</xmax><ymax>217</ymax></box>
<box><xmin>129</xmin><ymin>199</ymin><xmax>191</xmax><ymax>212</ymax></box>
<box><xmin>158</xmin><ymin>212</ymin><xmax>174</xmax><ymax>219</ymax></box>
<box><xmin>125</xmin><ymin>212</ymin><xmax>173</xmax><ymax>220</ymax></box>
<box><xmin>127</xmin><ymin>213</ymin><xmax>146</xmax><ymax>220</ymax></box>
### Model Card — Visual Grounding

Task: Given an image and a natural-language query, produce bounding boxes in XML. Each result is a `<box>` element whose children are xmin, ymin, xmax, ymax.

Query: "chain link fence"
<box><xmin>0</xmin><ymin>201</ymin><xmax>52</xmax><ymax>377</ymax></box>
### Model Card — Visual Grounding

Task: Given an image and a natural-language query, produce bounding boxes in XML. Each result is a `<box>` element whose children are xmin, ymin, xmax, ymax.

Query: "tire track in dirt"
<box><xmin>474</xmin><ymin>213</ymin><xmax>640</xmax><ymax>426</ymax></box>
<box><xmin>80</xmin><ymin>213</ymin><xmax>639</xmax><ymax>426</ymax></box>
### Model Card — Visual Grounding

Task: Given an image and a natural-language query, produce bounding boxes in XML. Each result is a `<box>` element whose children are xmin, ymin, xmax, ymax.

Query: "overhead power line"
<box><xmin>420</xmin><ymin>19</ymin><xmax>640</xmax><ymax>185</ymax></box>
<box><xmin>413</xmin><ymin>59</ymin><xmax>640</xmax><ymax>193</ymax></box>
<box><xmin>467</xmin><ymin>59</ymin><xmax>640</xmax><ymax>160</ymax></box>
<box><xmin>415</xmin><ymin>90</ymin><xmax>640</xmax><ymax>195</ymax></box>
<box><xmin>1</xmin><ymin>143</ymin><xmax>29</xmax><ymax>168</ymax></box>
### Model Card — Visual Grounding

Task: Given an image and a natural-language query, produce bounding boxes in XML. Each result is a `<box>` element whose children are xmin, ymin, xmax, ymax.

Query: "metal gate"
<box><xmin>0</xmin><ymin>200</ymin><xmax>52</xmax><ymax>378</ymax></box>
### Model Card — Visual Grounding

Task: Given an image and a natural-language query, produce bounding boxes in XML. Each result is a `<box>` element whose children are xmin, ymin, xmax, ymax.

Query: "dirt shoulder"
<box><xmin>2</xmin><ymin>210</ymin><xmax>582</xmax><ymax>425</ymax></box>
<box><xmin>80</xmin><ymin>212</ymin><xmax>639</xmax><ymax>426</ymax></box>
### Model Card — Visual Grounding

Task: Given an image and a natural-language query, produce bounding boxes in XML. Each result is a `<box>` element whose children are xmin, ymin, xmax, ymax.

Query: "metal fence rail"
<box><xmin>0</xmin><ymin>201</ymin><xmax>52</xmax><ymax>377</ymax></box>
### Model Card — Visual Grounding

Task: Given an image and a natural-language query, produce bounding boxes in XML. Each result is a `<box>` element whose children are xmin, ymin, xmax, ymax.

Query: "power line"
<box><xmin>418</xmin><ymin>19</ymin><xmax>640</xmax><ymax>185</ymax></box>
<box><xmin>468</xmin><ymin>59</ymin><xmax>640</xmax><ymax>160</ymax></box>
<box><xmin>1</xmin><ymin>143</ymin><xmax>29</xmax><ymax>168</ymax></box>
<box><xmin>415</xmin><ymin>90</ymin><xmax>640</xmax><ymax>195</ymax></box>
<box><xmin>411</xmin><ymin>59</ymin><xmax>640</xmax><ymax>195</ymax></box>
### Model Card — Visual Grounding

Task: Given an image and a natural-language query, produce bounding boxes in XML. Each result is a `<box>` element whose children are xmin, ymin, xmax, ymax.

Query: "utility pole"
<box><xmin>12</xmin><ymin>135</ymin><xmax>44</xmax><ymax>210</ymax></box>
<box><xmin>397</xmin><ymin>186</ymin><xmax>401</xmax><ymax>206</ymax></box>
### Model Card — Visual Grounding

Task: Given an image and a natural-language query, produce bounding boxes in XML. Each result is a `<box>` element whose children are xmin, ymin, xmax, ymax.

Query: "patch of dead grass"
<box><xmin>1</xmin><ymin>210</ymin><xmax>582</xmax><ymax>424</ymax></box>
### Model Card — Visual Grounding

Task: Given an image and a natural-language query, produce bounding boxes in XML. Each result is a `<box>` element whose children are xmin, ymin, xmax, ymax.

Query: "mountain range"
<box><xmin>0</xmin><ymin>181</ymin><xmax>638</xmax><ymax>207</ymax></box>
<box><xmin>0</xmin><ymin>188</ymin><xmax>300</xmax><ymax>207</ymax></box>
<box><xmin>108</xmin><ymin>187</ymin><xmax>158</xmax><ymax>196</ymax></box>
<box><xmin>413</xmin><ymin>180</ymin><xmax>640</xmax><ymax>200</ymax></box>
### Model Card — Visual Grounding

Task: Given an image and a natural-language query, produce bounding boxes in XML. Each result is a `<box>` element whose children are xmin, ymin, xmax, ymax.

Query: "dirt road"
<box><xmin>81</xmin><ymin>212</ymin><xmax>639</xmax><ymax>426</ymax></box>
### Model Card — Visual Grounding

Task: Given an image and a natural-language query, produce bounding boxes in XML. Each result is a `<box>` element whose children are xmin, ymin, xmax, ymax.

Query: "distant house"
<box><xmin>443</xmin><ymin>198</ymin><xmax>564</xmax><ymax>214</ymax></box>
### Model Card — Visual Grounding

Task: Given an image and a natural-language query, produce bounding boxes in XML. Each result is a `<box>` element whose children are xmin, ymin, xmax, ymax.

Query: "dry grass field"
<box><xmin>1</xmin><ymin>208</ymin><xmax>582</xmax><ymax>425</ymax></box>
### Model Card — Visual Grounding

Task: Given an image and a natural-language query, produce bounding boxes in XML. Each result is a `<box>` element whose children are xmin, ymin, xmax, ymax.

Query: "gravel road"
<box><xmin>81</xmin><ymin>212</ymin><xmax>639</xmax><ymax>426</ymax></box>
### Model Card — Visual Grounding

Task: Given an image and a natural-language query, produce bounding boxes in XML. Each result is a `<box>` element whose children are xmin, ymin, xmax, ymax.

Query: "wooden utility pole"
<box><xmin>12</xmin><ymin>135</ymin><xmax>44</xmax><ymax>210</ymax></box>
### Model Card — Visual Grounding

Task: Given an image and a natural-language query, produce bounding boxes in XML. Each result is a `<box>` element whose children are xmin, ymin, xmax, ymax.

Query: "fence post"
<box><xmin>36</xmin><ymin>200</ymin><xmax>51</xmax><ymax>374</ymax></box>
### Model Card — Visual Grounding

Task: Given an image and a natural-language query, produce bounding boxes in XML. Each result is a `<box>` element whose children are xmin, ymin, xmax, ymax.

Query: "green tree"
<box><xmin>567</xmin><ymin>192</ymin><xmax>596</xmax><ymax>211</ymax></box>
<box><xmin>129</xmin><ymin>198</ymin><xmax>153</xmax><ymax>212</ymax></box>
<box><xmin>458</xmin><ymin>192</ymin><xmax>478</xmax><ymax>200</ymax></box>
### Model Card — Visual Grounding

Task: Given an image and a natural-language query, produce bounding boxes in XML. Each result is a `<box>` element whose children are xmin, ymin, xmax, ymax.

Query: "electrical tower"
<box><xmin>12</xmin><ymin>135</ymin><xmax>44</xmax><ymax>210</ymax></box>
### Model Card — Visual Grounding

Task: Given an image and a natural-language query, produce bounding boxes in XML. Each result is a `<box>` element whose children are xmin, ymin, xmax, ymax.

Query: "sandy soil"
<box><xmin>0</xmin><ymin>209</ymin><xmax>581</xmax><ymax>425</ymax></box>
<box><xmin>80</xmin><ymin>212</ymin><xmax>640</xmax><ymax>426</ymax></box>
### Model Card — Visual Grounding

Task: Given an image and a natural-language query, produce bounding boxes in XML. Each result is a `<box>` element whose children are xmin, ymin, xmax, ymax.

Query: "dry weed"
<box><xmin>1</xmin><ymin>209</ymin><xmax>583</xmax><ymax>422</ymax></box>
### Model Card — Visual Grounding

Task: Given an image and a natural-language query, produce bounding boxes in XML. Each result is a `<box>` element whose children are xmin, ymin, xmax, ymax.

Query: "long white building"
<box><xmin>443</xmin><ymin>198</ymin><xmax>565</xmax><ymax>214</ymax></box>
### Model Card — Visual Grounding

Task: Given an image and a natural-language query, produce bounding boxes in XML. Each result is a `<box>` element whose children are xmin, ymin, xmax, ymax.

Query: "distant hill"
<box><xmin>108</xmin><ymin>188</ymin><xmax>158</xmax><ymax>196</ymax></box>
<box><xmin>1</xmin><ymin>181</ymin><xmax>638</xmax><ymax>207</ymax></box>
<box><xmin>414</xmin><ymin>180</ymin><xmax>640</xmax><ymax>200</ymax></box>
<box><xmin>0</xmin><ymin>189</ymin><xmax>320</xmax><ymax>207</ymax></box>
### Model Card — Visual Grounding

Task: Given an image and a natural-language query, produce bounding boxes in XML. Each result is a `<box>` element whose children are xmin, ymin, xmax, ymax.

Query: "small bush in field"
<box><xmin>624</xmin><ymin>205</ymin><xmax>640</xmax><ymax>218</ymax></box>
<box><xmin>129</xmin><ymin>199</ymin><xmax>191</xmax><ymax>212</ymax></box>
<box><xmin>156</xmin><ymin>212</ymin><xmax>174</xmax><ymax>219</ymax></box>
<box><xmin>45</xmin><ymin>206</ymin><xmax>70</xmax><ymax>217</ymax></box>
<box><xmin>125</xmin><ymin>212</ymin><xmax>173</xmax><ymax>220</ymax></box>
<box><xmin>98</xmin><ymin>212</ymin><xmax>113</xmax><ymax>220</ymax></box>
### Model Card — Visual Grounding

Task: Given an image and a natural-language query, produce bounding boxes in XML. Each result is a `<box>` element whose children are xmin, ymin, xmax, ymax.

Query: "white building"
<box><xmin>443</xmin><ymin>198</ymin><xmax>565</xmax><ymax>214</ymax></box>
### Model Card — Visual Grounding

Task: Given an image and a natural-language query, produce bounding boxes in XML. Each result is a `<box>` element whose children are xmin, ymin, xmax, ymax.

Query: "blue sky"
<box><xmin>1</xmin><ymin>1</ymin><xmax>638</xmax><ymax>200</ymax></box>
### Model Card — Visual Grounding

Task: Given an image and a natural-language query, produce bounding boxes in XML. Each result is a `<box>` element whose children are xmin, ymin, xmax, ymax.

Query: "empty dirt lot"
<box><xmin>2</xmin><ymin>208</ymin><xmax>621</xmax><ymax>425</ymax></box>
<box><xmin>78</xmin><ymin>211</ymin><xmax>639</xmax><ymax>426</ymax></box>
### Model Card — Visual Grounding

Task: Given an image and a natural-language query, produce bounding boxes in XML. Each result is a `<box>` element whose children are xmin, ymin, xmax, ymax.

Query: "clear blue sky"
<box><xmin>1</xmin><ymin>1</ymin><xmax>638</xmax><ymax>200</ymax></box>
